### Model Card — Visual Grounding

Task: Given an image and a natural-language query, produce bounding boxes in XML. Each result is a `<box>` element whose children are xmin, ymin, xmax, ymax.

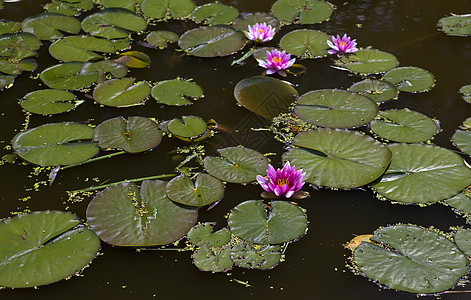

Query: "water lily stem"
<box><xmin>61</xmin><ymin>151</ymin><xmax>127</xmax><ymax>170</ymax></box>
<box><xmin>175</xmin><ymin>152</ymin><xmax>198</xmax><ymax>170</ymax></box>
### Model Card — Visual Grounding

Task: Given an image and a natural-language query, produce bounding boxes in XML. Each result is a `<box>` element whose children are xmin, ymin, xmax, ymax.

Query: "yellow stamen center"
<box><xmin>272</xmin><ymin>57</ymin><xmax>282</xmax><ymax>63</ymax></box>
<box><xmin>340</xmin><ymin>42</ymin><xmax>346</xmax><ymax>46</ymax></box>
<box><xmin>277</xmin><ymin>178</ymin><xmax>288</xmax><ymax>186</ymax></box>
<box><xmin>257</xmin><ymin>29</ymin><xmax>264</xmax><ymax>33</ymax></box>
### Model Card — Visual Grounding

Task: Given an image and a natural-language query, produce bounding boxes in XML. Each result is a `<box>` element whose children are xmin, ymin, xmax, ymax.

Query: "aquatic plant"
<box><xmin>256</xmin><ymin>162</ymin><xmax>305</xmax><ymax>198</ymax></box>
<box><xmin>257</xmin><ymin>49</ymin><xmax>295</xmax><ymax>76</ymax></box>
<box><xmin>327</xmin><ymin>34</ymin><xmax>358</xmax><ymax>56</ymax></box>
<box><xmin>244</xmin><ymin>22</ymin><xmax>276</xmax><ymax>43</ymax></box>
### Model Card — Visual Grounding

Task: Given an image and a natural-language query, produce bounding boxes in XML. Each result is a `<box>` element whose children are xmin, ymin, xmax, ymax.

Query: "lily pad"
<box><xmin>40</xmin><ymin>62</ymin><xmax>99</xmax><ymax>90</ymax></box>
<box><xmin>437</xmin><ymin>15</ymin><xmax>471</xmax><ymax>37</ymax></box>
<box><xmin>279</xmin><ymin>29</ymin><xmax>330</xmax><ymax>58</ymax></box>
<box><xmin>191</xmin><ymin>3</ymin><xmax>239</xmax><ymax>25</ymax></box>
<box><xmin>0</xmin><ymin>58</ymin><xmax>37</xmax><ymax>74</ymax></box>
<box><xmin>145</xmin><ymin>30</ymin><xmax>179</xmax><ymax>48</ymax></box>
<box><xmin>93</xmin><ymin>78</ymin><xmax>151</xmax><ymax>107</ymax></box>
<box><xmin>353</xmin><ymin>225</ymin><xmax>469</xmax><ymax>294</ymax></box>
<box><xmin>44</xmin><ymin>0</ymin><xmax>94</xmax><ymax>16</ymax></box>
<box><xmin>192</xmin><ymin>244</ymin><xmax>233</xmax><ymax>272</ymax></box>
<box><xmin>86</xmin><ymin>180</ymin><xmax>198</xmax><ymax>246</ymax></box>
<box><xmin>232</xmin><ymin>12</ymin><xmax>280</xmax><ymax>32</ymax></box>
<box><xmin>166</xmin><ymin>173</ymin><xmax>224</xmax><ymax>207</ymax></box>
<box><xmin>0</xmin><ymin>74</ymin><xmax>15</xmax><ymax>90</ymax></box>
<box><xmin>294</xmin><ymin>89</ymin><xmax>378</xmax><ymax>128</ymax></box>
<box><xmin>348</xmin><ymin>79</ymin><xmax>398</xmax><ymax>103</ymax></box>
<box><xmin>370</xmin><ymin>109</ymin><xmax>439</xmax><ymax>143</ymax></box>
<box><xmin>0</xmin><ymin>32</ymin><xmax>41</xmax><ymax>59</ymax></box>
<box><xmin>234</xmin><ymin>76</ymin><xmax>298</xmax><ymax>120</ymax></box>
<box><xmin>284</xmin><ymin>129</ymin><xmax>391</xmax><ymax>189</ymax></box>
<box><xmin>336</xmin><ymin>49</ymin><xmax>399</xmax><ymax>75</ymax></box>
<box><xmin>93</xmin><ymin>116</ymin><xmax>162</xmax><ymax>153</ymax></box>
<box><xmin>231</xmin><ymin>242</ymin><xmax>282</xmax><ymax>270</ymax></box>
<box><xmin>178</xmin><ymin>25</ymin><xmax>246</xmax><ymax>58</ymax></box>
<box><xmin>228</xmin><ymin>200</ymin><xmax>308</xmax><ymax>244</ymax></box>
<box><xmin>372</xmin><ymin>143</ymin><xmax>471</xmax><ymax>204</ymax></box>
<box><xmin>80</xmin><ymin>60</ymin><xmax>128</xmax><ymax>83</ymax></box>
<box><xmin>12</xmin><ymin>122</ymin><xmax>99</xmax><ymax>166</ymax></box>
<box><xmin>140</xmin><ymin>0</ymin><xmax>195</xmax><ymax>19</ymax></box>
<box><xmin>187</xmin><ymin>222</ymin><xmax>231</xmax><ymax>247</ymax></box>
<box><xmin>203</xmin><ymin>147</ymin><xmax>269</xmax><ymax>183</ymax></box>
<box><xmin>20</xmin><ymin>89</ymin><xmax>83</xmax><ymax>115</ymax></box>
<box><xmin>451</xmin><ymin>129</ymin><xmax>471</xmax><ymax>156</ymax></box>
<box><xmin>443</xmin><ymin>191</ymin><xmax>471</xmax><ymax>215</ymax></box>
<box><xmin>271</xmin><ymin>0</ymin><xmax>333</xmax><ymax>24</ymax></box>
<box><xmin>49</xmin><ymin>35</ymin><xmax>116</xmax><ymax>62</ymax></box>
<box><xmin>0</xmin><ymin>211</ymin><xmax>100</xmax><ymax>288</ymax></box>
<box><xmin>454</xmin><ymin>228</ymin><xmax>471</xmax><ymax>256</ymax></box>
<box><xmin>151</xmin><ymin>79</ymin><xmax>203</xmax><ymax>106</ymax></box>
<box><xmin>22</xmin><ymin>13</ymin><xmax>81</xmax><ymax>40</ymax></box>
<box><xmin>167</xmin><ymin>115</ymin><xmax>207</xmax><ymax>140</ymax></box>
<box><xmin>384</xmin><ymin>66</ymin><xmax>435</xmax><ymax>93</ymax></box>
<box><xmin>0</xmin><ymin>20</ymin><xmax>21</xmax><ymax>35</ymax></box>
<box><xmin>459</xmin><ymin>84</ymin><xmax>471</xmax><ymax>103</ymax></box>
<box><xmin>114</xmin><ymin>51</ymin><xmax>151</xmax><ymax>68</ymax></box>
<box><xmin>100</xmin><ymin>0</ymin><xmax>137</xmax><ymax>11</ymax></box>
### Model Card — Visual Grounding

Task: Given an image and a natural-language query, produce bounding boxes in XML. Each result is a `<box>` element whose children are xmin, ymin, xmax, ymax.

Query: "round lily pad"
<box><xmin>22</xmin><ymin>13</ymin><xmax>81</xmax><ymax>40</ymax></box>
<box><xmin>40</xmin><ymin>62</ymin><xmax>99</xmax><ymax>90</ymax></box>
<box><xmin>284</xmin><ymin>129</ymin><xmax>392</xmax><ymax>189</ymax></box>
<box><xmin>279</xmin><ymin>29</ymin><xmax>330</xmax><ymax>58</ymax></box>
<box><xmin>271</xmin><ymin>0</ymin><xmax>333</xmax><ymax>24</ymax></box>
<box><xmin>12</xmin><ymin>122</ymin><xmax>99</xmax><ymax>166</ymax></box>
<box><xmin>80</xmin><ymin>60</ymin><xmax>128</xmax><ymax>83</ymax></box>
<box><xmin>20</xmin><ymin>89</ymin><xmax>83</xmax><ymax>115</ymax></box>
<box><xmin>384</xmin><ymin>66</ymin><xmax>435</xmax><ymax>93</ymax></box>
<box><xmin>232</xmin><ymin>12</ymin><xmax>280</xmax><ymax>32</ymax></box>
<box><xmin>370</xmin><ymin>109</ymin><xmax>439</xmax><ymax>143</ymax></box>
<box><xmin>0</xmin><ymin>211</ymin><xmax>100</xmax><ymax>288</ymax></box>
<box><xmin>0</xmin><ymin>32</ymin><xmax>41</xmax><ymax>60</ymax></box>
<box><xmin>192</xmin><ymin>244</ymin><xmax>233</xmax><ymax>272</ymax></box>
<box><xmin>459</xmin><ymin>84</ymin><xmax>471</xmax><ymax>103</ymax></box>
<box><xmin>353</xmin><ymin>225</ymin><xmax>469</xmax><ymax>294</ymax></box>
<box><xmin>178</xmin><ymin>25</ymin><xmax>246</xmax><ymax>57</ymax></box>
<box><xmin>151</xmin><ymin>79</ymin><xmax>203</xmax><ymax>106</ymax></box>
<box><xmin>336</xmin><ymin>49</ymin><xmax>399</xmax><ymax>75</ymax></box>
<box><xmin>234</xmin><ymin>76</ymin><xmax>298</xmax><ymax>120</ymax></box>
<box><xmin>167</xmin><ymin>115</ymin><xmax>207</xmax><ymax>139</ymax></box>
<box><xmin>141</xmin><ymin>0</ymin><xmax>194</xmax><ymax>19</ymax></box>
<box><xmin>49</xmin><ymin>35</ymin><xmax>116</xmax><ymax>62</ymax></box>
<box><xmin>93</xmin><ymin>78</ymin><xmax>151</xmax><ymax>107</ymax></box>
<box><xmin>294</xmin><ymin>89</ymin><xmax>378</xmax><ymax>128</ymax></box>
<box><xmin>348</xmin><ymin>79</ymin><xmax>398</xmax><ymax>103</ymax></box>
<box><xmin>187</xmin><ymin>222</ymin><xmax>231</xmax><ymax>247</ymax></box>
<box><xmin>454</xmin><ymin>228</ymin><xmax>471</xmax><ymax>256</ymax></box>
<box><xmin>443</xmin><ymin>191</ymin><xmax>471</xmax><ymax>215</ymax></box>
<box><xmin>203</xmin><ymin>147</ymin><xmax>269</xmax><ymax>183</ymax></box>
<box><xmin>451</xmin><ymin>129</ymin><xmax>471</xmax><ymax>156</ymax></box>
<box><xmin>191</xmin><ymin>3</ymin><xmax>239</xmax><ymax>25</ymax></box>
<box><xmin>44</xmin><ymin>0</ymin><xmax>94</xmax><ymax>16</ymax></box>
<box><xmin>437</xmin><ymin>15</ymin><xmax>471</xmax><ymax>37</ymax></box>
<box><xmin>231</xmin><ymin>242</ymin><xmax>282</xmax><ymax>270</ymax></box>
<box><xmin>166</xmin><ymin>173</ymin><xmax>224</xmax><ymax>207</ymax></box>
<box><xmin>228</xmin><ymin>200</ymin><xmax>308</xmax><ymax>244</ymax></box>
<box><xmin>93</xmin><ymin>116</ymin><xmax>162</xmax><ymax>153</ymax></box>
<box><xmin>86</xmin><ymin>180</ymin><xmax>198</xmax><ymax>246</ymax></box>
<box><xmin>372</xmin><ymin>143</ymin><xmax>471</xmax><ymax>204</ymax></box>
<box><xmin>145</xmin><ymin>30</ymin><xmax>179</xmax><ymax>48</ymax></box>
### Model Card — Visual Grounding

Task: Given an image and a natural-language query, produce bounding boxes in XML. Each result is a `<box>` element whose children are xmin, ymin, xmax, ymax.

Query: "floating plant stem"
<box><xmin>231</xmin><ymin>47</ymin><xmax>255</xmax><ymax>66</ymax></box>
<box><xmin>61</xmin><ymin>151</ymin><xmax>127</xmax><ymax>170</ymax></box>
<box><xmin>175</xmin><ymin>152</ymin><xmax>198</xmax><ymax>171</ymax></box>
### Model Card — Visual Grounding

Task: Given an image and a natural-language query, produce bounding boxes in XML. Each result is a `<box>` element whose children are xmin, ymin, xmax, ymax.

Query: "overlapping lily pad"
<box><xmin>167</xmin><ymin>115</ymin><xmax>207</xmax><ymax>139</ymax></box>
<box><xmin>40</xmin><ymin>62</ymin><xmax>99</xmax><ymax>90</ymax></box>
<box><xmin>166</xmin><ymin>173</ymin><xmax>224</xmax><ymax>207</ymax></box>
<box><xmin>22</xmin><ymin>13</ymin><xmax>81</xmax><ymax>40</ymax></box>
<box><xmin>443</xmin><ymin>191</ymin><xmax>471</xmax><ymax>215</ymax></box>
<box><xmin>93</xmin><ymin>116</ymin><xmax>162</xmax><ymax>152</ymax></box>
<box><xmin>145</xmin><ymin>30</ymin><xmax>179</xmax><ymax>49</ymax></box>
<box><xmin>187</xmin><ymin>222</ymin><xmax>231</xmax><ymax>247</ymax></box>
<box><xmin>178</xmin><ymin>25</ymin><xmax>246</xmax><ymax>57</ymax></box>
<box><xmin>279</xmin><ymin>29</ymin><xmax>330</xmax><ymax>58</ymax></box>
<box><xmin>336</xmin><ymin>49</ymin><xmax>399</xmax><ymax>75</ymax></box>
<box><xmin>348</xmin><ymin>79</ymin><xmax>398</xmax><ymax>103</ymax></box>
<box><xmin>20</xmin><ymin>89</ymin><xmax>83</xmax><ymax>115</ymax></box>
<box><xmin>192</xmin><ymin>244</ymin><xmax>233</xmax><ymax>272</ymax></box>
<box><xmin>49</xmin><ymin>35</ymin><xmax>116</xmax><ymax>62</ymax></box>
<box><xmin>437</xmin><ymin>15</ymin><xmax>471</xmax><ymax>37</ymax></box>
<box><xmin>294</xmin><ymin>89</ymin><xmax>378</xmax><ymax>128</ymax></box>
<box><xmin>115</xmin><ymin>51</ymin><xmax>151</xmax><ymax>68</ymax></box>
<box><xmin>0</xmin><ymin>21</ymin><xmax>20</xmax><ymax>35</ymax></box>
<box><xmin>191</xmin><ymin>3</ymin><xmax>239</xmax><ymax>25</ymax></box>
<box><xmin>459</xmin><ymin>84</ymin><xmax>471</xmax><ymax>103</ymax></box>
<box><xmin>451</xmin><ymin>129</ymin><xmax>471</xmax><ymax>156</ymax></box>
<box><xmin>44</xmin><ymin>0</ymin><xmax>94</xmax><ymax>16</ymax></box>
<box><xmin>80</xmin><ymin>60</ymin><xmax>128</xmax><ymax>83</ymax></box>
<box><xmin>100</xmin><ymin>0</ymin><xmax>137</xmax><ymax>11</ymax></box>
<box><xmin>0</xmin><ymin>58</ymin><xmax>37</xmax><ymax>74</ymax></box>
<box><xmin>384</xmin><ymin>67</ymin><xmax>435</xmax><ymax>93</ymax></box>
<box><xmin>86</xmin><ymin>180</ymin><xmax>198</xmax><ymax>246</ymax></box>
<box><xmin>284</xmin><ymin>129</ymin><xmax>391</xmax><ymax>188</ymax></box>
<box><xmin>12</xmin><ymin>122</ymin><xmax>99</xmax><ymax>166</ymax></box>
<box><xmin>0</xmin><ymin>32</ymin><xmax>41</xmax><ymax>59</ymax></box>
<box><xmin>140</xmin><ymin>0</ymin><xmax>195</xmax><ymax>19</ymax></box>
<box><xmin>204</xmin><ymin>147</ymin><xmax>269</xmax><ymax>183</ymax></box>
<box><xmin>370</xmin><ymin>109</ymin><xmax>439</xmax><ymax>143</ymax></box>
<box><xmin>454</xmin><ymin>228</ymin><xmax>471</xmax><ymax>256</ymax></box>
<box><xmin>232</xmin><ymin>12</ymin><xmax>279</xmax><ymax>32</ymax></box>
<box><xmin>271</xmin><ymin>0</ymin><xmax>334</xmax><ymax>24</ymax></box>
<box><xmin>372</xmin><ymin>143</ymin><xmax>471</xmax><ymax>204</ymax></box>
<box><xmin>353</xmin><ymin>225</ymin><xmax>469</xmax><ymax>294</ymax></box>
<box><xmin>231</xmin><ymin>242</ymin><xmax>282</xmax><ymax>270</ymax></box>
<box><xmin>151</xmin><ymin>79</ymin><xmax>203</xmax><ymax>106</ymax></box>
<box><xmin>228</xmin><ymin>200</ymin><xmax>308</xmax><ymax>244</ymax></box>
<box><xmin>93</xmin><ymin>78</ymin><xmax>151</xmax><ymax>107</ymax></box>
<box><xmin>0</xmin><ymin>211</ymin><xmax>100</xmax><ymax>288</ymax></box>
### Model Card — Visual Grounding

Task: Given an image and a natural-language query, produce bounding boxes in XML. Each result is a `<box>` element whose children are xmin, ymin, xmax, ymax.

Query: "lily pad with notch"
<box><xmin>187</xmin><ymin>222</ymin><xmax>231</xmax><ymax>247</ymax></box>
<box><xmin>0</xmin><ymin>32</ymin><xmax>41</xmax><ymax>60</ymax></box>
<box><xmin>232</xmin><ymin>12</ymin><xmax>280</xmax><ymax>32</ymax></box>
<box><xmin>22</xmin><ymin>13</ymin><xmax>81</xmax><ymax>40</ymax></box>
<box><xmin>271</xmin><ymin>0</ymin><xmax>334</xmax><ymax>24</ymax></box>
<box><xmin>348</xmin><ymin>79</ymin><xmax>398</xmax><ymax>103</ymax></box>
<box><xmin>336</xmin><ymin>49</ymin><xmax>399</xmax><ymax>75</ymax></box>
<box><xmin>20</xmin><ymin>89</ymin><xmax>83</xmax><ymax>115</ymax></box>
<box><xmin>151</xmin><ymin>79</ymin><xmax>203</xmax><ymax>106</ymax></box>
<box><xmin>437</xmin><ymin>15</ymin><xmax>471</xmax><ymax>37</ymax></box>
<box><xmin>166</xmin><ymin>173</ymin><xmax>224</xmax><ymax>207</ymax></box>
<box><xmin>145</xmin><ymin>30</ymin><xmax>179</xmax><ymax>49</ymax></box>
<box><xmin>140</xmin><ymin>0</ymin><xmax>195</xmax><ymax>19</ymax></box>
<box><xmin>40</xmin><ymin>62</ymin><xmax>99</xmax><ymax>90</ymax></box>
<box><xmin>93</xmin><ymin>78</ymin><xmax>151</xmax><ymax>107</ymax></box>
<box><xmin>167</xmin><ymin>115</ymin><xmax>208</xmax><ymax>140</ymax></box>
<box><xmin>191</xmin><ymin>3</ymin><xmax>239</xmax><ymax>25</ymax></box>
<box><xmin>49</xmin><ymin>35</ymin><xmax>116</xmax><ymax>62</ymax></box>
<box><xmin>279</xmin><ymin>29</ymin><xmax>330</xmax><ymax>58</ymax></box>
<box><xmin>231</xmin><ymin>242</ymin><xmax>282</xmax><ymax>270</ymax></box>
<box><xmin>383</xmin><ymin>66</ymin><xmax>435</xmax><ymax>93</ymax></box>
<box><xmin>80</xmin><ymin>60</ymin><xmax>128</xmax><ymax>83</ymax></box>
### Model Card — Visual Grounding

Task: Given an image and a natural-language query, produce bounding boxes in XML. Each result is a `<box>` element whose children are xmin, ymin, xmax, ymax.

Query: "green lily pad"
<box><xmin>40</xmin><ymin>62</ymin><xmax>99</xmax><ymax>90</ymax></box>
<box><xmin>336</xmin><ymin>49</ymin><xmax>399</xmax><ymax>75</ymax></box>
<box><xmin>228</xmin><ymin>200</ymin><xmax>308</xmax><ymax>244</ymax></box>
<box><xmin>140</xmin><ymin>0</ymin><xmax>194</xmax><ymax>19</ymax></box>
<box><xmin>20</xmin><ymin>89</ymin><xmax>83</xmax><ymax>115</ymax></box>
<box><xmin>191</xmin><ymin>3</ymin><xmax>239</xmax><ymax>25</ymax></box>
<box><xmin>372</xmin><ymin>143</ymin><xmax>471</xmax><ymax>204</ymax></box>
<box><xmin>44</xmin><ymin>0</ymin><xmax>94</xmax><ymax>16</ymax></box>
<box><xmin>12</xmin><ymin>122</ymin><xmax>99</xmax><ymax>166</ymax></box>
<box><xmin>80</xmin><ymin>60</ymin><xmax>128</xmax><ymax>83</ymax></box>
<box><xmin>232</xmin><ymin>12</ymin><xmax>280</xmax><ymax>32</ymax></box>
<box><xmin>81</xmin><ymin>8</ymin><xmax>147</xmax><ymax>39</ymax></box>
<box><xmin>437</xmin><ymin>15</ymin><xmax>471</xmax><ymax>37</ymax></box>
<box><xmin>86</xmin><ymin>180</ymin><xmax>198</xmax><ymax>246</ymax></box>
<box><xmin>178</xmin><ymin>25</ymin><xmax>246</xmax><ymax>57</ymax></box>
<box><xmin>22</xmin><ymin>13</ymin><xmax>81</xmax><ymax>40</ymax></box>
<box><xmin>0</xmin><ymin>32</ymin><xmax>41</xmax><ymax>59</ymax></box>
<box><xmin>0</xmin><ymin>20</ymin><xmax>21</xmax><ymax>35</ymax></box>
<box><xmin>383</xmin><ymin>66</ymin><xmax>435</xmax><ymax>93</ymax></box>
<box><xmin>454</xmin><ymin>228</ymin><xmax>471</xmax><ymax>256</ymax></box>
<box><xmin>0</xmin><ymin>211</ymin><xmax>100</xmax><ymax>288</ymax></box>
<box><xmin>204</xmin><ymin>147</ymin><xmax>269</xmax><ymax>183</ymax></box>
<box><xmin>151</xmin><ymin>79</ymin><xmax>203</xmax><ymax>106</ymax></box>
<box><xmin>231</xmin><ymin>242</ymin><xmax>282</xmax><ymax>270</ymax></box>
<box><xmin>348</xmin><ymin>79</ymin><xmax>398</xmax><ymax>103</ymax></box>
<box><xmin>167</xmin><ymin>115</ymin><xmax>207</xmax><ymax>139</ymax></box>
<box><xmin>0</xmin><ymin>74</ymin><xmax>15</xmax><ymax>90</ymax></box>
<box><xmin>284</xmin><ymin>129</ymin><xmax>391</xmax><ymax>189</ymax></box>
<box><xmin>279</xmin><ymin>29</ymin><xmax>330</xmax><ymax>58</ymax></box>
<box><xmin>192</xmin><ymin>243</ymin><xmax>233</xmax><ymax>272</ymax></box>
<box><xmin>443</xmin><ymin>191</ymin><xmax>471</xmax><ymax>215</ymax></box>
<box><xmin>166</xmin><ymin>173</ymin><xmax>224</xmax><ymax>207</ymax></box>
<box><xmin>459</xmin><ymin>84</ymin><xmax>471</xmax><ymax>103</ymax></box>
<box><xmin>110</xmin><ymin>37</ymin><xmax>131</xmax><ymax>51</ymax></box>
<box><xmin>353</xmin><ymin>225</ymin><xmax>469</xmax><ymax>294</ymax></box>
<box><xmin>93</xmin><ymin>116</ymin><xmax>162</xmax><ymax>153</ymax></box>
<box><xmin>49</xmin><ymin>35</ymin><xmax>116</xmax><ymax>62</ymax></box>
<box><xmin>100</xmin><ymin>0</ymin><xmax>137</xmax><ymax>12</ymax></box>
<box><xmin>294</xmin><ymin>89</ymin><xmax>378</xmax><ymax>128</ymax></box>
<box><xmin>451</xmin><ymin>129</ymin><xmax>471</xmax><ymax>156</ymax></box>
<box><xmin>93</xmin><ymin>78</ymin><xmax>151</xmax><ymax>107</ymax></box>
<box><xmin>271</xmin><ymin>0</ymin><xmax>333</xmax><ymax>24</ymax></box>
<box><xmin>370</xmin><ymin>109</ymin><xmax>439</xmax><ymax>143</ymax></box>
<box><xmin>114</xmin><ymin>51</ymin><xmax>151</xmax><ymax>68</ymax></box>
<box><xmin>187</xmin><ymin>222</ymin><xmax>231</xmax><ymax>247</ymax></box>
<box><xmin>234</xmin><ymin>76</ymin><xmax>298</xmax><ymax>120</ymax></box>
<box><xmin>145</xmin><ymin>30</ymin><xmax>179</xmax><ymax>49</ymax></box>
<box><xmin>0</xmin><ymin>58</ymin><xmax>37</xmax><ymax>74</ymax></box>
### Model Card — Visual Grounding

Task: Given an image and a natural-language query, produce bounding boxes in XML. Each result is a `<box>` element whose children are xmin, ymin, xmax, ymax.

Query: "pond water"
<box><xmin>1</xmin><ymin>0</ymin><xmax>471</xmax><ymax>299</ymax></box>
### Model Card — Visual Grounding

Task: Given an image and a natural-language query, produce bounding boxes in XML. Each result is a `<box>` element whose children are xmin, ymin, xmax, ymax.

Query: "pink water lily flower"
<box><xmin>327</xmin><ymin>34</ymin><xmax>358</xmax><ymax>56</ymax></box>
<box><xmin>258</xmin><ymin>49</ymin><xmax>295</xmax><ymax>76</ymax></box>
<box><xmin>256</xmin><ymin>162</ymin><xmax>306</xmax><ymax>198</ymax></box>
<box><xmin>245</xmin><ymin>22</ymin><xmax>276</xmax><ymax>43</ymax></box>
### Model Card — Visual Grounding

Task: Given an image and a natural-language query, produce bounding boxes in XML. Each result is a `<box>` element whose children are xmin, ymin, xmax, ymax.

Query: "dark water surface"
<box><xmin>1</xmin><ymin>0</ymin><xmax>471</xmax><ymax>299</ymax></box>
